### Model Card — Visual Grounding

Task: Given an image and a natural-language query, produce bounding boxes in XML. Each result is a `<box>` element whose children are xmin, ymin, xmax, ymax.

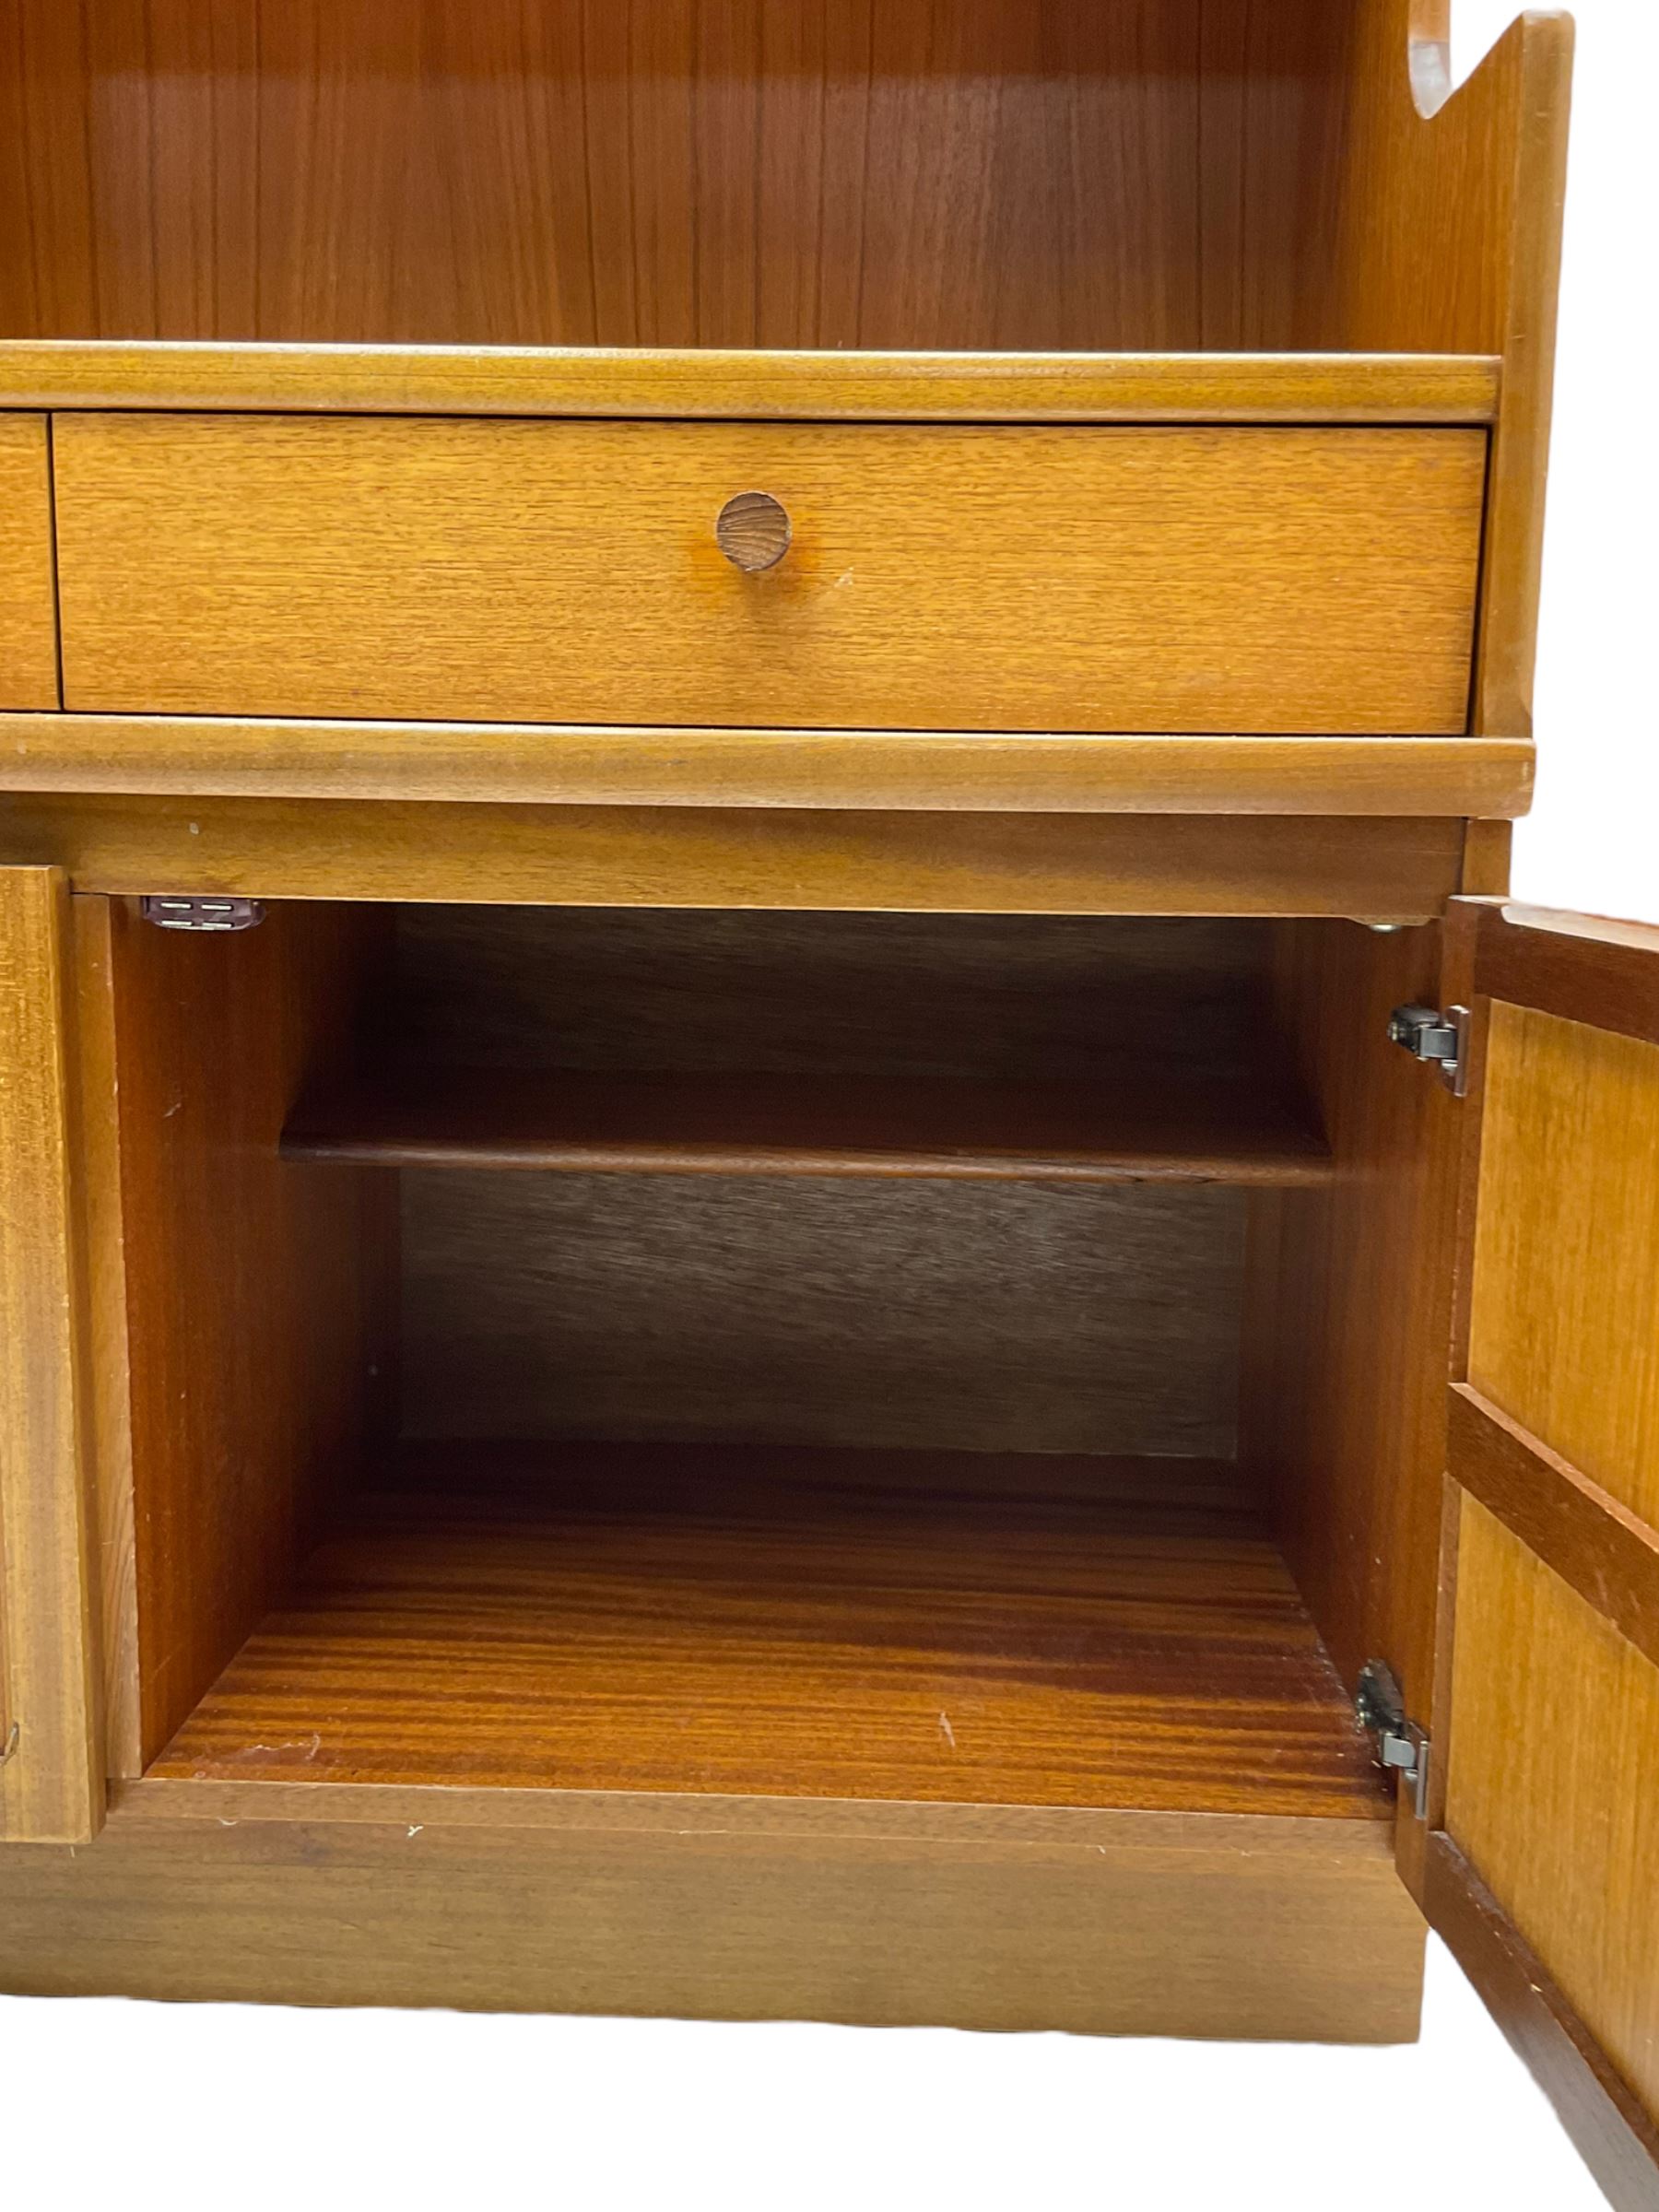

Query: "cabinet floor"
<box><xmin>151</xmin><ymin>1443</ymin><xmax>1389</xmax><ymax>1820</ymax></box>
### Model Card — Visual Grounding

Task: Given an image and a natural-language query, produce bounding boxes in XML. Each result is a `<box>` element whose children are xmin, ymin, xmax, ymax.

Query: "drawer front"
<box><xmin>54</xmin><ymin>416</ymin><xmax>1486</xmax><ymax>735</ymax></box>
<box><xmin>0</xmin><ymin>416</ymin><xmax>61</xmax><ymax>711</ymax></box>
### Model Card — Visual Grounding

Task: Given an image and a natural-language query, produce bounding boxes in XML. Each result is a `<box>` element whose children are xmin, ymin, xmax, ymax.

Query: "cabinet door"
<box><xmin>0</xmin><ymin>866</ymin><xmax>101</xmax><ymax>1841</ymax></box>
<box><xmin>1424</xmin><ymin>900</ymin><xmax>1659</xmax><ymax>2210</ymax></box>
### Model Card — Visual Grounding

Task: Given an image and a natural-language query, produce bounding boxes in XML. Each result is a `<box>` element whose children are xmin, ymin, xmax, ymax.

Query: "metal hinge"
<box><xmin>1387</xmin><ymin>1002</ymin><xmax>1470</xmax><ymax>1096</ymax></box>
<box><xmin>1356</xmin><ymin>1660</ymin><xmax>1430</xmax><ymax>1820</ymax></box>
<box><xmin>140</xmin><ymin>896</ymin><xmax>266</xmax><ymax>934</ymax></box>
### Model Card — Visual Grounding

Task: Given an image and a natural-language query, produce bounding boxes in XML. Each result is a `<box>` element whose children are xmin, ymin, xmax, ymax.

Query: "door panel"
<box><xmin>1433</xmin><ymin>899</ymin><xmax>1659</xmax><ymax>2207</ymax></box>
<box><xmin>0</xmin><ymin>866</ymin><xmax>102</xmax><ymax>1841</ymax></box>
<box><xmin>1448</xmin><ymin>1500</ymin><xmax>1659</xmax><ymax>2124</ymax></box>
<box><xmin>1468</xmin><ymin>1001</ymin><xmax>1659</xmax><ymax>1522</ymax></box>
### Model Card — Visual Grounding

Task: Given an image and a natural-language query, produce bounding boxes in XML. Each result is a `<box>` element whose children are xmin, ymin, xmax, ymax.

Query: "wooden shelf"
<box><xmin>151</xmin><ymin>1443</ymin><xmax>1389</xmax><ymax>1821</ymax></box>
<box><xmin>281</xmin><ymin>1065</ymin><xmax>1331</xmax><ymax>1185</ymax></box>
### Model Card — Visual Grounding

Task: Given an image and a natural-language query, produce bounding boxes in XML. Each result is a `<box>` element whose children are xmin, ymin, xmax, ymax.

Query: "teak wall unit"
<box><xmin>1</xmin><ymin>5</ymin><xmax>1655</xmax><ymax>2205</ymax></box>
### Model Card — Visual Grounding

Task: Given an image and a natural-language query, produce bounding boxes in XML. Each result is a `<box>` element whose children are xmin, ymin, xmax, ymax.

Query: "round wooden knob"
<box><xmin>715</xmin><ymin>490</ymin><xmax>791</xmax><ymax>572</ymax></box>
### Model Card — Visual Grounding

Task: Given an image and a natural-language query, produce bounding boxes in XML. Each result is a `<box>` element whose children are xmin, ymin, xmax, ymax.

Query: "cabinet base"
<box><xmin>0</xmin><ymin>1801</ymin><xmax>1424</xmax><ymax>2042</ymax></box>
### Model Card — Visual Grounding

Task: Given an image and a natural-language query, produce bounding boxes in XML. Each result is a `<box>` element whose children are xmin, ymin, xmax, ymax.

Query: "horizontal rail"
<box><xmin>1449</xmin><ymin>1383</ymin><xmax>1659</xmax><ymax>1669</ymax></box>
<box><xmin>0</xmin><ymin>342</ymin><xmax>1501</xmax><ymax>423</ymax></box>
<box><xmin>0</xmin><ymin>720</ymin><xmax>1535</xmax><ymax>818</ymax></box>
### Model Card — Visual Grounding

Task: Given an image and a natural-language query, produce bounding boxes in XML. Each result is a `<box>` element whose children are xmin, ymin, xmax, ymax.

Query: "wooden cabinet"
<box><xmin>3</xmin><ymin>5</ymin><xmax>1653</xmax><ymax>2206</ymax></box>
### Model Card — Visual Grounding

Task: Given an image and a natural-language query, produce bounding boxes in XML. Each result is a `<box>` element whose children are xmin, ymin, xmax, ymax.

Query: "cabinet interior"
<box><xmin>100</xmin><ymin>898</ymin><xmax>1418</xmax><ymax>1824</ymax></box>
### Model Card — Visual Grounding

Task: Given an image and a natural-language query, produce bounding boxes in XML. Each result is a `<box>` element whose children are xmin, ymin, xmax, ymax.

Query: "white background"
<box><xmin>2</xmin><ymin>6</ymin><xmax>1652</xmax><ymax>2207</ymax></box>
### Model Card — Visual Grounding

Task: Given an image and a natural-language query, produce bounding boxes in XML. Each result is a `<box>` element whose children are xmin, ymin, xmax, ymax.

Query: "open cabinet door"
<box><xmin>1424</xmin><ymin>900</ymin><xmax>1659</xmax><ymax>2210</ymax></box>
<box><xmin>0</xmin><ymin>866</ymin><xmax>102</xmax><ymax>1841</ymax></box>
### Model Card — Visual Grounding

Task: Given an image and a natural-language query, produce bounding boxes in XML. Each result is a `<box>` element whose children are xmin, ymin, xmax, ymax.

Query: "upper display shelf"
<box><xmin>0</xmin><ymin>0</ymin><xmax>1569</xmax><ymax>361</ymax></box>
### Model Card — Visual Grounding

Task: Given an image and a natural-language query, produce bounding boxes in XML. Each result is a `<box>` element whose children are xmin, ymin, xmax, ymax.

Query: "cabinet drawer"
<box><xmin>53</xmin><ymin>416</ymin><xmax>1486</xmax><ymax>735</ymax></box>
<box><xmin>0</xmin><ymin>416</ymin><xmax>60</xmax><ymax>711</ymax></box>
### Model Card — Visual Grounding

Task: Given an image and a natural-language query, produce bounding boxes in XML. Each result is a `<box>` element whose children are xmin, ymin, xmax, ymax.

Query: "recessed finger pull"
<box><xmin>715</xmin><ymin>490</ymin><xmax>791</xmax><ymax>572</ymax></box>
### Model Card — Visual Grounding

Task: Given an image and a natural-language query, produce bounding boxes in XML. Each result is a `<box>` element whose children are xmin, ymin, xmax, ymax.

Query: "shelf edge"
<box><xmin>0</xmin><ymin>719</ymin><xmax>1535</xmax><ymax>818</ymax></box>
<box><xmin>0</xmin><ymin>341</ymin><xmax>1501</xmax><ymax>421</ymax></box>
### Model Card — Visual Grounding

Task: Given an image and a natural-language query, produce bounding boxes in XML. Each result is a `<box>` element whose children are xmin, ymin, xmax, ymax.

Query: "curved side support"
<box><xmin>1308</xmin><ymin>3</ymin><xmax>1575</xmax><ymax>739</ymax></box>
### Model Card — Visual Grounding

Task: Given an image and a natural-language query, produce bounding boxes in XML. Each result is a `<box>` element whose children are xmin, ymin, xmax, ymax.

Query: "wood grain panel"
<box><xmin>1287</xmin><ymin>5</ymin><xmax>1573</xmax><ymax>738</ymax></box>
<box><xmin>383</xmin><ymin>909</ymin><xmax>1273</xmax><ymax>1082</ymax></box>
<box><xmin>0</xmin><ymin>1801</ymin><xmax>1423</xmax><ymax>2041</ymax></box>
<box><xmin>1450</xmin><ymin>1385</ymin><xmax>1659</xmax><ymax>1677</ymax></box>
<box><xmin>0</xmin><ymin>717</ymin><xmax>1536</xmax><ymax>820</ymax></box>
<box><xmin>153</xmin><ymin>1443</ymin><xmax>1387</xmax><ymax>1820</ymax></box>
<box><xmin>0</xmin><ymin>868</ymin><xmax>101</xmax><ymax>1841</ymax></box>
<box><xmin>1475</xmin><ymin>902</ymin><xmax>1659</xmax><ymax>1051</ymax></box>
<box><xmin>1468</xmin><ymin>1004</ymin><xmax>1659</xmax><ymax>1528</ymax></box>
<box><xmin>0</xmin><ymin>0</ymin><xmax>1345</xmax><ymax>356</ymax></box>
<box><xmin>1241</xmin><ymin>919</ymin><xmax>1464</xmax><ymax>1705</ymax></box>
<box><xmin>1447</xmin><ymin>1500</ymin><xmax>1659</xmax><ymax>2132</ymax></box>
<box><xmin>102</xmin><ymin>900</ymin><xmax>399</xmax><ymax>1764</ymax></box>
<box><xmin>0</xmin><ymin>344</ymin><xmax>1503</xmax><ymax>422</ymax></box>
<box><xmin>0</xmin><ymin>795</ymin><xmax>1473</xmax><ymax>921</ymax></box>
<box><xmin>65</xmin><ymin>896</ymin><xmax>142</xmax><ymax>1780</ymax></box>
<box><xmin>402</xmin><ymin>1174</ymin><xmax>1244</xmax><ymax>1458</ymax></box>
<box><xmin>0</xmin><ymin>415</ymin><xmax>58</xmax><ymax>709</ymax></box>
<box><xmin>1427</xmin><ymin>1834</ymin><xmax>1659</xmax><ymax>2212</ymax></box>
<box><xmin>53</xmin><ymin>416</ymin><xmax>1488</xmax><ymax>735</ymax></box>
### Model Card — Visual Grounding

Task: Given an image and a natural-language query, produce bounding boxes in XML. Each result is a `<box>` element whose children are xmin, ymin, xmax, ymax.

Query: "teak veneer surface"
<box><xmin>1449</xmin><ymin>1504</ymin><xmax>1659</xmax><ymax>2136</ymax></box>
<box><xmin>1468</xmin><ymin>1004</ymin><xmax>1659</xmax><ymax>1528</ymax></box>
<box><xmin>1241</xmin><ymin>918</ymin><xmax>1465</xmax><ymax>1710</ymax></box>
<box><xmin>380</xmin><ymin>908</ymin><xmax>1265</xmax><ymax>1455</ymax></box>
<box><xmin>0</xmin><ymin>796</ymin><xmax>1473</xmax><ymax>921</ymax></box>
<box><xmin>0</xmin><ymin>869</ymin><xmax>100</xmax><ymax>1841</ymax></box>
<box><xmin>0</xmin><ymin>343</ymin><xmax>1501</xmax><ymax>421</ymax></box>
<box><xmin>151</xmin><ymin>1445</ymin><xmax>1388</xmax><ymax>1821</ymax></box>
<box><xmin>382</xmin><ymin>908</ymin><xmax>1274</xmax><ymax>1080</ymax></box>
<box><xmin>0</xmin><ymin>417</ymin><xmax>59</xmax><ymax>712</ymax></box>
<box><xmin>399</xmin><ymin>1173</ymin><xmax>1245</xmax><ymax>1457</ymax></box>
<box><xmin>100</xmin><ymin>901</ymin><xmax>398</xmax><ymax>1767</ymax></box>
<box><xmin>284</xmin><ymin>1065</ymin><xmax>1331</xmax><ymax>1186</ymax></box>
<box><xmin>53</xmin><ymin>416</ymin><xmax>1488</xmax><ymax>736</ymax></box>
<box><xmin>0</xmin><ymin>0</ymin><xmax>1427</xmax><ymax>358</ymax></box>
<box><xmin>0</xmin><ymin>719</ymin><xmax>1536</xmax><ymax>822</ymax></box>
<box><xmin>0</xmin><ymin>1803</ymin><xmax>1423</xmax><ymax>2042</ymax></box>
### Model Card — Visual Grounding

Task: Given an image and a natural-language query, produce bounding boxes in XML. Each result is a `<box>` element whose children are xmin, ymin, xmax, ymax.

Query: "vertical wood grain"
<box><xmin>66</xmin><ymin>897</ymin><xmax>142</xmax><ymax>1780</ymax></box>
<box><xmin>0</xmin><ymin>415</ymin><xmax>60</xmax><ymax>709</ymax></box>
<box><xmin>0</xmin><ymin>0</ymin><xmax>1350</xmax><ymax>354</ymax></box>
<box><xmin>1448</xmin><ymin>1501</ymin><xmax>1659</xmax><ymax>2130</ymax></box>
<box><xmin>1240</xmin><ymin>918</ymin><xmax>1464</xmax><ymax>1709</ymax></box>
<box><xmin>1286</xmin><ymin>3</ymin><xmax>1573</xmax><ymax>739</ymax></box>
<box><xmin>0</xmin><ymin>867</ymin><xmax>102</xmax><ymax>1841</ymax></box>
<box><xmin>1468</xmin><ymin>1005</ymin><xmax>1659</xmax><ymax>1528</ymax></box>
<box><xmin>103</xmin><ymin>900</ymin><xmax>399</xmax><ymax>1764</ymax></box>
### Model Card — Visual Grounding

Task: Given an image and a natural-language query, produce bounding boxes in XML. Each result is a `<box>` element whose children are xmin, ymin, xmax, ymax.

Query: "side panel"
<box><xmin>101</xmin><ymin>900</ymin><xmax>398</xmax><ymax>1768</ymax></box>
<box><xmin>0</xmin><ymin>867</ymin><xmax>101</xmax><ymax>1841</ymax></box>
<box><xmin>1240</xmin><ymin>917</ymin><xmax>1464</xmax><ymax>1700</ymax></box>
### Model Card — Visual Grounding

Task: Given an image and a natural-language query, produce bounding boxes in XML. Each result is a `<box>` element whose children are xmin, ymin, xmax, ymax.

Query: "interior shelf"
<box><xmin>150</xmin><ymin>1443</ymin><xmax>1385</xmax><ymax>1820</ymax></box>
<box><xmin>281</xmin><ymin>1065</ymin><xmax>1332</xmax><ymax>1185</ymax></box>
